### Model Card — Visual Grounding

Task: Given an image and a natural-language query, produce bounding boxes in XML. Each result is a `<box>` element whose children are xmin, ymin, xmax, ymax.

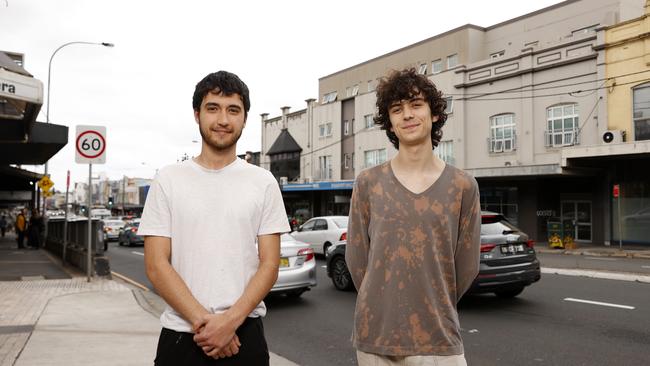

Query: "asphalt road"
<box><xmin>106</xmin><ymin>246</ymin><xmax>650</xmax><ymax>366</ymax></box>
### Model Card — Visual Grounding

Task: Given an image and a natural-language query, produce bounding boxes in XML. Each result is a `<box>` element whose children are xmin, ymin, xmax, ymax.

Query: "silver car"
<box><xmin>102</xmin><ymin>219</ymin><xmax>125</xmax><ymax>241</ymax></box>
<box><xmin>270</xmin><ymin>234</ymin><xmax>317</xmax><ymax>298</ymax></box>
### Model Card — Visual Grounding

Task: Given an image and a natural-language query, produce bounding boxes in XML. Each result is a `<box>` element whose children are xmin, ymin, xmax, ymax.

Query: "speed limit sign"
<box><xmin>75</xmin><ymin>125</ymin><xmax>106</xmax><ymax>164</ymax></box>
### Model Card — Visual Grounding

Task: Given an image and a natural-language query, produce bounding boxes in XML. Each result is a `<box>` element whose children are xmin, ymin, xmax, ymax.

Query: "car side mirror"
<box><xmin>297</xmin><ymin>225</ymin><xmax>303</xmax><ymax>232</ymax></box>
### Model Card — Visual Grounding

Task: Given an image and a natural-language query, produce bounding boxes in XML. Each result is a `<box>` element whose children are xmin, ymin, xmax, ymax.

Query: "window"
<box><xmin>301</xmin><ymin>220</ymin><xmax>315</xmax><ymax>231</ymax></box>
<box><xmin>489</xmin><ymin>114</ymin><xmax>516</xmax><ymax>153</ymax></box>
<box><xmin>364</xmin><ymin>149</ymin><xmax>387</xmax><ymax>168</ymax></box>
<box><xmin>432</xmin><ymin>59</ymin><xmax>443</xmax><ymax>74</ymax></box>
<box><xmin>313</xmin><ymin>219</ymin><xmax>328</xmax><ymax>231</ymax></box>
<box><xmin>546</xmin><ymin>104</ymin><xmax>579</xmax><ymax>147</ymax></box>
<box><xmin>418</xmin><ymin>63</ymin><xmax>427</xmax><ymax>75</ymax></box>
<box><xmin>434</xmin><ymin>140</ymin><xmax>454</xmax><ymax>164</ymax></box>
<box><xmin>490</xmin><ymin>50</ymin><xmax>505</xmax><ymax>59</ymax></box>
<box><xmin>364</xmin><ymin>114</ymin><xmax>375</xmax><ymax>129</ymax></box>
<box><xmin>447</xmin><ymin>54</ymin><xmax>458</xmax><ymax>69</ymax></box>
<box><xmin>343</xmin><ymin>153</ymin><xmax>350</xmax><ymax>169</ymax></box>
<box><xmin>445</xmin><ymin>97</ymin><xmax>453</xmax><ymax>114</ymax></box>
<box><xmin>343</xmin><ymin>120</ymin><xmax>350</xmax><ymax>136</ymax></box>
<box><xmin>323</xmin><ymin>92</ymin><xmax>337</xmax><ymax>103</ymax></box>
<box><xmin>319</xmin><ymin>122</ymin><xmax>333</xmax><ymax>137</ymax></box>
<box><xmin>368</xmin><ymin>80</ymin><xmax>375</xmax><ymax>92</ymax></box>
<box><xmin>352</xmin><ymin>84</ymin><xmax>359</xmax><ymax>96</ymax></box>
<box><xmin>633</xmin><ymin>83</ymin><xmax>650</xmax><ymax>141</ymax></box>
<box><xmin>319</xmin><ymin>156</ymin><xmax>332</xmax><ymax>179</ymax></box>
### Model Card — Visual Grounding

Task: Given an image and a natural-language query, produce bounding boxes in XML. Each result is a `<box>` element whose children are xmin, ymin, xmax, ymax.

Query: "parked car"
<box><xmin>118</xmin><ymin>220</ymin><xmax>143</xmax><ymax>246</ymax></box>
<box><xmin>102</xmin><ymin>219</ymin><xmax>125</xmax><ymax>241</ymax></box>
<box><xmin>269</xmin><ymin>234</ymin><xmax>317</xmax><ymax>297</ymax></box>
<box><xmin>290</xmin><ymin>216</ymin><xmax>348</xmax><ymax>256</ymax></box>
<box><xmin>325</xmin><ymin>212</ymin><xmax>541</xmax><ymax>298</ymax></box>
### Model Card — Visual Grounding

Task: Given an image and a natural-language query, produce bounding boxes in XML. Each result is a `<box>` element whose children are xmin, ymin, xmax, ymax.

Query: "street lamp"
<box><xmin>44</xmin><ymin>41</ymin><xmax>114</xmax><ymax>176</ymax></box>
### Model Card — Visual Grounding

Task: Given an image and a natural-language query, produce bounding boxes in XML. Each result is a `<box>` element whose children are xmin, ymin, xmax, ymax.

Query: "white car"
<box><xmin>270</xmin><ymin>234</ymin><xmax>317</xmax><ymax>298</ymax></box>
<box><xmin>102</xmin><ymin>219</ymin><xmax>125</xmax><ymax>241</ymax></box>
<box><xmin>290</xmin><ymin>216</ymin><xmax>348</xmax><ymax>255</ymax></box>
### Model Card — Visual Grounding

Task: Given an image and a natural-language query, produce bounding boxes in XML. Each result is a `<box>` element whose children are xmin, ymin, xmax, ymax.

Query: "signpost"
<box><xmin>75</xmin><ymin>125</ymin><xmax>106</xmax><ymax>282</ymax></box>
<box><xmin>63</xmin><ymin>170</ymin><xmax>70</xmax><ymax>265</ymax></box>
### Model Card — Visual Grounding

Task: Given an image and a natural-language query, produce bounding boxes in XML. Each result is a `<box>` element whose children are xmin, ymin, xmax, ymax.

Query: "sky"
<box><xmin>1</xmin><ymin>0</ymin><xmax>563</xmax><ymax>191</ymax></box>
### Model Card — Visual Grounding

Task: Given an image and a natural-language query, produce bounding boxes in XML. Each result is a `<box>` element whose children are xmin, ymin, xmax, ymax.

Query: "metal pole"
<box><xmin>617</xmin><ymin>195</ymin><xmax>623</xmax><ymax>250</ymax></box>
<box><xmin>62</xmin><ymin>171</ymin><xmax>69</xmax><ymax>265</ymax></box>
<box><xmin>87</xmin><ymin>163</ymin><xmax>92</xmax><ymax>282</ymax></box>
<box><xmin>122</xmin><ymin>176</ymin><xmax>126</xmax><ymax>215</ymax></box>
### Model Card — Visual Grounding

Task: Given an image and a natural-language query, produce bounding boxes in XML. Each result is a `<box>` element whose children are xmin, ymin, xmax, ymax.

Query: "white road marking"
<box><xmin>131</xmin><ymin>251</ymin><xmax>144</xmax><ymax>256</ymax></box>
<box><xmin>542</xmin><ymin>267</ymin><xmax>650</xmax><ymax>284</ymax></box>
<box><xmin>642</xmin><ymin>266</ymin><xmax>650</xmax><ymax>269</ymax></box>
<box><xmin>564</xmin><ymin>297</ymin><xmax>635</xmax><ymax>310</ymax></box>
<box><xmin>584</xmin><ymin>257</ymin><xmax>617</xmax><ymax>261</ymax></box>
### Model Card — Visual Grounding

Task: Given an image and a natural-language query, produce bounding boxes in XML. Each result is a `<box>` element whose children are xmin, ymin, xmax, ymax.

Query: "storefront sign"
<box><xmin>281</xmin><ymin>180</ymin><xmax>354</xmax><ymax>192</ymax></box>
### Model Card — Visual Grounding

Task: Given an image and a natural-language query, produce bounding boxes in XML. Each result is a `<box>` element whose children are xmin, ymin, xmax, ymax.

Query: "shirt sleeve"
<box><xmin>257</xmin><ymin>178</ymin><xmax>291</xmax><ymax>236</ymax></box>
<box><xmin>137</xmin><ymin>174</ymin><xmax>172</xmax><ymax>238</ymax></box>
<box><xmin>345</xmin><ymin>174</ymin><xmax>371</xmax><ymax>291</ymax></box>
<box><xmin>454</xmin><ymin>177</ymin><xmax>481</xmax><ymax>302</ymax></box>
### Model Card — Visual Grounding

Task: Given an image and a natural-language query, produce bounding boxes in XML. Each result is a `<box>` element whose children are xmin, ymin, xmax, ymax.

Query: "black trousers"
<box><xmin>16</xmin><ymin>231</ymin><xmax>25</xmax><ymax>248</ymax></box>
<box><xmin>154</xmin><ymin>317</ymin><xmax>269</xmax><ymax>366</ymax></box>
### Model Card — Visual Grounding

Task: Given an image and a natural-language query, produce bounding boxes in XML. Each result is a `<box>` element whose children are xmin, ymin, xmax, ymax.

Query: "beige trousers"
<box><xmin>356</xmin><ymin>350</ymin><xmax>468</xmax><ymax>366</ymax></box>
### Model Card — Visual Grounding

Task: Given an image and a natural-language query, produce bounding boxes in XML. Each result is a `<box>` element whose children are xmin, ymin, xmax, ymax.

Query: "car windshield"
<box><xmin>481</xmin><ymin>215</ymin><xmax>519</xmax><ymax>235</ymax></box>
<box><xmin>332</xmin><ymin>218</ymin><xmax>348</xmax><ymax>228</ymax></box>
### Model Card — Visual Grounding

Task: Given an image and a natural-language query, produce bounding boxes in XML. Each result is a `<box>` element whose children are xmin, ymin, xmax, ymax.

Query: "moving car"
<box><xmin>290</xmin><ymin>216</ymin><xmax>348</xmax><ymax>255</ymax></box>
<box><xmin>118</xmin><ymin>219</ymin><xmax>143</xmax><ymax>246</ymax></box>
<box><xmin>270</xmin><ymin>234</ymin><xmax>317</xmax><ymax>297</ymax></box>
<box><xmin>326</xmin><ymin>212</ymin><xmax>541</xmax><ymax>298</ymax></box>
<box><xmin>102</xmin><ymin>219</ymin><xmax>125</xmax><ymax>241</ymax></box>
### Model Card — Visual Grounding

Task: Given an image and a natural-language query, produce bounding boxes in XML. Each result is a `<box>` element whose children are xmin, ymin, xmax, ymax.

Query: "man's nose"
<box><xmin>402</xmin><ymin>105</ymin><xmax>414</xmax><ymax>119</ymax></box>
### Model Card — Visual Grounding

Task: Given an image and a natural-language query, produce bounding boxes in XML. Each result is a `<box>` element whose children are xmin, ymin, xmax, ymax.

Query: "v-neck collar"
<box><xmin>388</xmin><ymin>160</ymin><xmax>449</xmax><ymax>197</ymax></box>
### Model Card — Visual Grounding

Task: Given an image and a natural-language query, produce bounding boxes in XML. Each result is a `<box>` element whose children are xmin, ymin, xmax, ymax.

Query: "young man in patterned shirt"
<box><xmin>346</xmin><ymin>68</ymin><xmax>481</xmax><ymax>366</ymax></box>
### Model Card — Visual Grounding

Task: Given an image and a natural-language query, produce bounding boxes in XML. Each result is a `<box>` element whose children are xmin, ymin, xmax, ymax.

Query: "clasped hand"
<box><xmin>193</xmin><ymin>313</ymin><xmax>241</xmax><ymax>359</ymax></box>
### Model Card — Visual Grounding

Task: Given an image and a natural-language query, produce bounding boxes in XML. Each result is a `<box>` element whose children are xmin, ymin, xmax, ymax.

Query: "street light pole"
<box><xmin>43</xmin><ymin>41</ymin><xmax>114</xmax><ymax>176</ymax></box>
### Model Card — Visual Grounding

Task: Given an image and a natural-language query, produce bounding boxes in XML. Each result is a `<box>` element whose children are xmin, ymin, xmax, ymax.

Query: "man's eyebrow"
<box><xmin>205</xmin><ymin>102</ymin><xmax>242</xmax><ymax>110</ymax></box>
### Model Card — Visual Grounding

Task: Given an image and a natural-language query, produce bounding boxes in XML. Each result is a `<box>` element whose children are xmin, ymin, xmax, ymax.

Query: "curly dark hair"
<box><xmin>374</xmin><ymin>68</ymin><xmax>447</xmax><ymax>150</ymax></box>
<box><xmin>192</xmin><ymin>71</ymin><xmax>251</xmax><ymax>118</ymax></box>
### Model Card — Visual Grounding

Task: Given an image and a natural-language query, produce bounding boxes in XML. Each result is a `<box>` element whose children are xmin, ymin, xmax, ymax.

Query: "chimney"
<box><xmin>281</xmin><ymin>106</ymin><xmax>291</xmax><ymax>130</ymax></box>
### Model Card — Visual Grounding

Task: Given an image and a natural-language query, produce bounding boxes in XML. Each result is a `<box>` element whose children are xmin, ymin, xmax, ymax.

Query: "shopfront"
<box><xmin>281</xmin><ymin>180</ymin><xmax>354</xmax><ymax>222</ymax></box>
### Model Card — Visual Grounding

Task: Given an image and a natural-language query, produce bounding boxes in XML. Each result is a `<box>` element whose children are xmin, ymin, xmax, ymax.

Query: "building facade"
<box><xmin>261</xmin><ymin>0</ymin><xmax>649</xmax><ymax>245</ymax></box>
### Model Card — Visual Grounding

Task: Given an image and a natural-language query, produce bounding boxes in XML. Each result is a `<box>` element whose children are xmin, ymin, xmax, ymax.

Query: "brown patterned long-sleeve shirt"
<box><xmin>346</xmin><ymin>161</ymin><xmax>480</xmax><ymax>356</ymax></box>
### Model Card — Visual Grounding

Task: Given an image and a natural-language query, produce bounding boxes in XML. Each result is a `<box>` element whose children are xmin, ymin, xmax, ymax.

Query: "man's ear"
<box><xmin>432</xmin><ymin>114</ymin><xmax>440</xmax><ymax>123</ymax></box>
<box><xmin>194</xmin><ymin>111</ymin><xmax>200</xmax><ymax>124</ymax></box>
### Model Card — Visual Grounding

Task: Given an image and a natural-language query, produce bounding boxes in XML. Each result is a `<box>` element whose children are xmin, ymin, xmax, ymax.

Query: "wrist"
<box><xmin>224</xmin><ymin>307</ymin><xmax>247</xmax><ymax>328</ymax></box>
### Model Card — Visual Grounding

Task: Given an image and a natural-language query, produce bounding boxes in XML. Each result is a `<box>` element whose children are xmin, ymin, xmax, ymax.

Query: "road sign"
<box><xmin>42</xmin><ymin>190</ymin><xmax>53</xmax><ymax>198</ymax></box>
<box><xmin>75</xmin><ymin>125</ymin><xmax>106</xmax><ymax>164</ymax></box>
<box><xmin>37</xmin><ymin>175</ymin><xmax>54</xmax><ymax>192</ymax></box>
<box><xmin>613</xmin><ymin>184</ymin><xmax>620</xmax><ymax>198</ymax></box>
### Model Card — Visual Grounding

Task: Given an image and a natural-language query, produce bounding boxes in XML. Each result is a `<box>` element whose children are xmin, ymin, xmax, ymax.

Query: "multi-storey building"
<box><xmin>261</xmin><ymin>0</ymin><xmax>649</xmax><ymax>245</ymax></box>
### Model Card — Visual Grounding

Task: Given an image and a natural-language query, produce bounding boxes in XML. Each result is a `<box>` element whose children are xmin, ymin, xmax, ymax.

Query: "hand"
<box><xmin>193</xmin><ymin>313</ymin><xmax>239</xmax><ymax>354</ymax></box>
<box><xmin>203</xmin><ymin>335</ymin><xmax>241</xmax><ymax>359</ymax></box>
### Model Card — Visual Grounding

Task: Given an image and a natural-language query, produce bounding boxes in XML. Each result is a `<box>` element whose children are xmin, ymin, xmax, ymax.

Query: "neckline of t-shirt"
<box><xmin>388</xmin><ymin>160</ymin><xmax>449</xmax><ymax>197</ymax></box>
<box><xmin>189</xmin><ymin>157</ymin><xmax>241</xmax><ymax>174</ymax></box>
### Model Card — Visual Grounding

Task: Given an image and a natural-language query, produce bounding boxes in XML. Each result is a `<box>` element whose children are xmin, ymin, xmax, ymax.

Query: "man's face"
<box><xmin>195</xmin><ymin>91</ymin><xmax>246</xmax><ymax>151</ymax></box>
<box><xmin>387</xmin><ymin>92</ymin><xmax>439</xmax><ymax>148</ymax></box>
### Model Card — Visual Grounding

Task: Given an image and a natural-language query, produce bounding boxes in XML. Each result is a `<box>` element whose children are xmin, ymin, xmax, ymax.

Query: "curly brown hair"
<box><xmin>374</xmin><ymin>68</ymin><xmax>447</xmax><ymax>150</ymax></box>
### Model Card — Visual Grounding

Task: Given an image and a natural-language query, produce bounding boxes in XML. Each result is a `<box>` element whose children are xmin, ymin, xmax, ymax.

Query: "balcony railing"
<box><xmin>544</xmin><ymin>129</ymin><xmax>580</xmax><ymax>147</ymax></box>
<box><xmin>487</xmin><ymin>135</ymin><xmax>517</xmax><ymax>153</ymax></box>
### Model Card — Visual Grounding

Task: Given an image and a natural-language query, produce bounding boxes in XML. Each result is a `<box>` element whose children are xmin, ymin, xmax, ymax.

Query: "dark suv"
<box><xmin>326</xmin><ymin>211</ymin><xmax>541</xmax><ymax>297</ymax></box>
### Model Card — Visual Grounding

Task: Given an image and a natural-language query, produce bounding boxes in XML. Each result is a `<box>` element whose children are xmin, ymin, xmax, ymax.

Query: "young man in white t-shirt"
<box><xmin>139</xmin><ymin>71</ymin><xmax>290</xmax><ymax>365</ymax></box>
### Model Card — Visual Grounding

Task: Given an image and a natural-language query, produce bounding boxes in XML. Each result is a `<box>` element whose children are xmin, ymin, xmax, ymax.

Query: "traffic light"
<box><xmin>108</xmin><ymin>196</ymin><xmax>114</xmax><ymax>207</ymax></box>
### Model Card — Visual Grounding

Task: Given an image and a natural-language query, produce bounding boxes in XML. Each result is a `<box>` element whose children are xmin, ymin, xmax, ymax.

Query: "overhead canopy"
<box><xmin>0</xmin><ymin>52</ymin><xmax>43</xmax><ymax>126</ymax></box>
<box><xmin>0</xmin><ymin>121</ymin><xmax>68</xmax><ymax>165</ymax></box>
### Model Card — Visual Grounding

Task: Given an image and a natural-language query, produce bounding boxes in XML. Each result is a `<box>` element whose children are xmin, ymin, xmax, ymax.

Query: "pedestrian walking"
<box><xmin>0</xmin><ymin>215</ymin><xmax>7</xmax><ymax>238</ymax></box>
<box><xmin>139</xmin><ymin>71</ymin><xmax>289</xmax><ymax>365</ymax></box>
<box><xmin>15</xmin><ymin>209</ymin><xmax>27</xmax><ymax>249</ymax></box>
<box><xmin>27</xmin><ymin>208</ymin><xmax>44</xmax><ymax>249</ymax></box>
<box><xmin>346</xmin><ymin>68</ymin><xmax>481</xmax><ymax>366</ymax></box>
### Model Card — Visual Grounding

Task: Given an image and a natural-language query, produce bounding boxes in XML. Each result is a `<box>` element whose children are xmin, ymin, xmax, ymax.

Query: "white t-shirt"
<box><xmin>138</xmin><ymin>158</ymin><xmax>290</xmax><ymax>332</ymax></box>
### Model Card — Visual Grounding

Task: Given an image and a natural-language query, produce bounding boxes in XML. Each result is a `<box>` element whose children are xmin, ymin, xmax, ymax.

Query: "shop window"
<box><xmin>633</xmin><ymin>83</ymin><xmax>650</xmax><ymax>141</ymax></box>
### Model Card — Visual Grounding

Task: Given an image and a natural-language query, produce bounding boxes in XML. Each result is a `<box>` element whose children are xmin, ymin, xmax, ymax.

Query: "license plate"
<box><xmin>279</xmin><ymin>258</ymin><xmax>289</xmax><ymax>268</ymax></box>
<box><xmin>500</xmin><ymin>244</ymin><xmax>525</xmax><ymax>254</ymax></box>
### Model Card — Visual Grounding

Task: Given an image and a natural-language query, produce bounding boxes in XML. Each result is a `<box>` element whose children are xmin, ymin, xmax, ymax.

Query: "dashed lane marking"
<box><xmin>564</xmin><ymin>297</ymin><xmax>635</xmax><ymax>310</ymax></box>
<box><xmin>131</xmin><ymin>251</ymin><xmax>144</xmax><ymax>256</ymax></box>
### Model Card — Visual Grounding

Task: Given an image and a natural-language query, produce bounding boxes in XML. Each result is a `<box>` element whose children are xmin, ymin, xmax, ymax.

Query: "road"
<box><xmin>106</xmin><ymin>244</ymin><xmax>650</xmax><ymax>366</ymax></box>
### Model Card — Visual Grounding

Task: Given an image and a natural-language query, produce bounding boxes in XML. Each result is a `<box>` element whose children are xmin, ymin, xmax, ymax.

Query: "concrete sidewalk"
<box><xmin>536</xmin><ymin>242</ymin><xmax>650</xmax><ymax>259</ymax></box>
<box><xmin>0</xmin><ymin>233</ymin><xmax>298</xmax><ymax>365</ymax></box>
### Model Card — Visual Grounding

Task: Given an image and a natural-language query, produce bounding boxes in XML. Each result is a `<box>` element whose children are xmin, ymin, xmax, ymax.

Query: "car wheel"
<box><xmin>495</xmin><ymin>287</ymin><xmax>524</xmax><ymax>298</ymax></box>
<box><xmin>286</xmin><ymin>289</ymin><xmax>306</xmax><ymax>298</ymax></box>
<box><xmin>322</xmin><ymin>242</ymin><xmax>332</xmax><ymax>256</ymax></box>
<box><xmin>331</xmin><ymin>256</ymin><xmax>353</xmax><ymax>291</ymax></box>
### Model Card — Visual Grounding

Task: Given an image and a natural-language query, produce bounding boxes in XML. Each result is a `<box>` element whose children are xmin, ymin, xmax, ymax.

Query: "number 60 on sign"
<box><xmin>75</xmin><ymin>125</ymin><xmax>107</xmax><ymax>164</ymax></box>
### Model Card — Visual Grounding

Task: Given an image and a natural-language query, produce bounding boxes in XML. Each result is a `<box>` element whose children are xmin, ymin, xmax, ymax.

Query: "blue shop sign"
<box><xmin>281</xmin><ymin>180</ymin><xmax>354</xmax><ymax>191</ymax></box>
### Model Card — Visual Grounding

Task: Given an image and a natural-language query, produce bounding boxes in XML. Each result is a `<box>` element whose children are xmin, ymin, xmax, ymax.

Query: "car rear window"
<box><xmin>481</xmin><ymin>215</ymin><xmax>519</xmax><ymax>235</ymax></box>
<box><xmin>333</xmin><ymin>218</ymin><xmax>348</xmax><ymax>228</ymax></box>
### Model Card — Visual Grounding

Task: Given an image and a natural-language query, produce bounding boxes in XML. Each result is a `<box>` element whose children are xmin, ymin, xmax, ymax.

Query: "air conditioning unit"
<box><xmin>279</xmin><ymin>176</ymin><xmax>288</xmax><ymax>185</ymax></box>
<box><xmin>603</xmin><ymin>130</ymin><xmax>624</xmax><ymax>144</ymax></box>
